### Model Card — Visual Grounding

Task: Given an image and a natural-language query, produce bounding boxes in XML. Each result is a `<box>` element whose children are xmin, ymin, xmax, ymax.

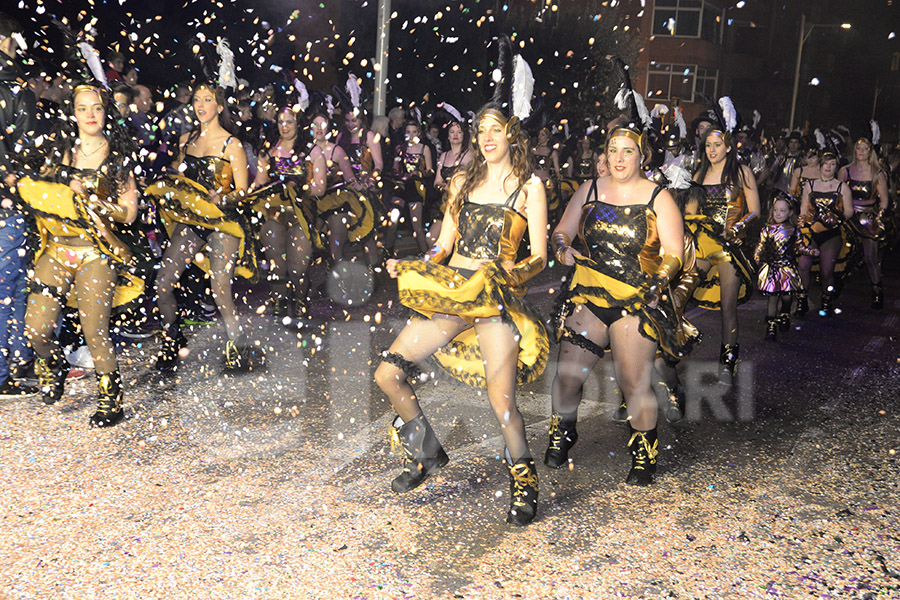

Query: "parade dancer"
<box><xmin>797</xmin><ymin>149</ymin><xmax>854</xmax><ymax>317</ymax></box>
<box><xmin>19</xmin><ymin>72</ymin><xmax>145</xmax><ymax>426</ymax></box>
<box><xmin>251</xmin><ymin>103</ymin><xmax>325</xmax><ymax>322</ymax></box>
<box><xmin>687</xmin><ymin>97</ymin><xmax>760</xmax><ymax>386</ymax></box>
<box><xmin>431</xmin><ymin>114</ymin><xmax>473</xmax><ymax>247</ymax></box>
<box><xmin>376</xmin><ymin>37</ymin><xmax>547</xmax><ymax>525</ymax></box>
<box><xmin>838</xmin><ymin>125</ymin><xmax>890</xmax><ymax>309</ymax></box>
<box><xmin>755</xmin><ymin>193</ymin><xmax>817</xmax><ymax>340</ymax></box>
<box><xmin>388</xmin><ymin>120</ymin><xmax>433</xmax><ymax>254</ymax></box>
<box><xmin>146</xmin><ymin>39</ymin><xmax>261</xmax><ymax>372</ymax></box>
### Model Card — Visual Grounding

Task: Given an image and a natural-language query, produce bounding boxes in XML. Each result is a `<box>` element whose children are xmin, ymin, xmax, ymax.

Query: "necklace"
<box><xmin>78</xmin><ymin>139</ymin><xmax>107</xmax><ymax>159</ymax></box>
<box><xmin>821</xmin><ymin>177</ymin><xmax>835</xmax><ymax>182</ymax></box>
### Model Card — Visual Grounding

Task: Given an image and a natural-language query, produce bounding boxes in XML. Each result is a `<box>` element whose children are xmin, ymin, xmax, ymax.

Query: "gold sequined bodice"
<box><xmin>455</xmin><ymin>188</ymin><xmax>526</xmax><ymax>262</ymax></box>
<box><xmin>272</xmin><ymin>153</ymin><xmax>308</xmax><ymax>185</ymax></box>
<box><xmin>578</xmin><ymin>183</ymin><xmax>664</xmax><ymax>287</ymax></box>
<box><xmin>847</xmin><ymin>171</ymin><xmax>875</xmax><ymax>210</ymax></box>
<box><xmin>183</xmin><ymin>154</ymin><xmax>234</xmax><ymax>193</ymax></box>
<box><xmin>760</xmin><ymin>224</ymin><xmax>799</xmax><ymax>265</ymax></box>
<box><xmin>701</xmin><ymin>183</ymin><xmax>746</xmax><ymax>234</ymax></box>
<box><xmin>808</xmin><ymin>182</ymin><xmax>844</xmax><ymax>228</ymax></box>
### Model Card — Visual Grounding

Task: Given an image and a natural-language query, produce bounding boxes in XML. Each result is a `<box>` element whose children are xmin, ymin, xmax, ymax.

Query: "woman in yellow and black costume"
<box><xmin>144</xmin><ymin>83</ymin><xmax>261</xmax><ymax>373</ymax></box>
<box><xmin>386</xmin><ymin>120</ymin><xmax>434</xmax><ymax>255</ymax></box>
<box><xmin>687</xmin><ymin>99</ymin><xmax>760</xmax><ymax>386</ymax></box>
<box><xmin>249</xmin><ymin>105</ymin><xmax>325</xmax><ymax>322</ymax></box>
<box><xmin>546</xmin><ymin>124</ymin><xmax>694</xmax><ymax>486</ymax></box>
<box><xmin>375</xmin><ymin>39</ymin><xmax>547</xmax><ymax>526</ymax></box>
<box><xmin>18</xmin><ymin>83</ymin><xmax>143</xmax><ymax>428</ymax></box>
<box><xmin>838</xmin><ymin>132</ymin><xmax>890</xmax><ymax>310</ymax></box>
<box><xmin>309</xmin><ymin>111</ymin><xmax>378</xmax><ymax>266</ymax></box>
<box><xmin>797</xmin><ymin>149</ymin><xmax>855</xmax><ymax>317</ymax></box>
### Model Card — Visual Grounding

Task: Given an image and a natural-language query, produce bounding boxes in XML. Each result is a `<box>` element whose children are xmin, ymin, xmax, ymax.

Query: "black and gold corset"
<box><xmin>183</xmin><ymin>154</ymin><xmax>234</xmax><ymax>193</ymax></box>
<box><xmin>575</xmin><ymin>155</ymin><xmax>594</xmax><ymax>180</ymax></box>
<box><xmin>533</xmin><ymin>151</ymin><xmax>550</xmax><ymax>171</ymax></box>
<box><xmin>846</xmin><ymin>172</ymin><xmax>875</xmax><ymax>209</ymax></box>
<box><xmin>808</xmin><ymin>181</ymin><xmax>844</xmax><ymax>229</ymax></box>
<box><xmin>401</xmin><ymin>148</ymin><xmax>425</xmax><ymax>175</ymax></box>
<box><xmin>271</xmin><ymin>153</ymin><xmax>308</xmax><ymax>186</ymax></box>
<box><xmin>455</xmin><ymin>186</ymin><xmax>526</xmax><ymax>263</ymax></box>
<box><xmin>348</xmin><ymin>132</ymin><xmax>374</xmax><ymax>173</ymax></box>
<box><xmin>701</xmin><ymin>183</ymin><xmax>746</xmax><ymax>235</ymax></box>
<box><xmin>578</xmin><ymin>180</ymin><xmax>664</xmax><ymax>288</ymax></box>
<box><xmin>59</xmin><ymin>164</ymin><xmax>114</xmax><ymax>203</ymax></box>
<box><xmin>440</xmin><ymin>164</ymin><xmax>457</xmax><ymax>181</ymax></box>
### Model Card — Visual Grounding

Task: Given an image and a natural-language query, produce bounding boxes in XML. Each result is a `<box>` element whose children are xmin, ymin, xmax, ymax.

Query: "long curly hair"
<box><xmin>448</xmin><ymin>107</ymin><xmax>532</xmax><ymax>220</ymax></box>
<box><xmin>260</xmin><ymin>105</ymin><xmax>311</xmax><ymax>159</ymax></box>
<box><xmin>25</xmin><ymin>84</ymin><xmax>138</xmax><ymax>197</ymax></box>
<box><xmin>181</xmin><ymin>84</ymin><xmax>239</xmax><ymax>153</ymax></box>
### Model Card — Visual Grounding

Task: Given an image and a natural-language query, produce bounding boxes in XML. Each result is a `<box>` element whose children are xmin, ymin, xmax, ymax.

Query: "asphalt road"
<box><xmin>1</xmin><ymin>249</ymin><xmax>898</xmax><ymax>599</ymax></box>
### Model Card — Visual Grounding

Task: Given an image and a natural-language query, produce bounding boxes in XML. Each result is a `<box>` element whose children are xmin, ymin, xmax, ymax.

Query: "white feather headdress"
<box><xmin>512</xmin><ymin>54</ymin><xmax>534</xmax><ymax>120</ymax></box>
<box><xmin>650</xmin><ymin>104</ymin><xmax>669</xmax><ymax>120</ymax></box>
<box><xmin>674</xmin><ymin>106</ymin><xmax>687</xmax><ymax>139</ymax></box>
<box><xmin>78</xmin><ymin>42</ymin><xmax>107</xmax><ymax>88</ymax></box>
<box><xmin>814</xmin><ymin>128</ymin><xmax>826</xmax><ymax>149</ymax></box>
<box><xmin>293</xmin><ymin>78</ymin><xmax>310</xmax><ymax>112</ymax></box>
<box><xmin>439</xmin><ymin>102</ymin><xmax>464</xmax><ymax>123</ymax></box>
<box><xmin>216</xmin><ymin>38</ymin><xmax>237</xmax><ymax>90</ymax></box>
<box><xmin>870</xmin><ymin>120</ymin><xmax>881</xmax><ymax>145</ymax></box>
<box><xmin>346</xmin><ymin>73</ymin><xmax>361</xmax><ymax>111</ymax></box>
<box><xmin>718</xmin><ymin>96</ymin><xmax>737</xmax><ymax>133</ymax></box>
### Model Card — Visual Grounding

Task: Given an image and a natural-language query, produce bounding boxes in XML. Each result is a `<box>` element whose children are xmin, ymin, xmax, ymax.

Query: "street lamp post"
<box><xmin>789</xmin><ymin>15</ymin><xmax>851</xmax><ymax>131</ymax></box>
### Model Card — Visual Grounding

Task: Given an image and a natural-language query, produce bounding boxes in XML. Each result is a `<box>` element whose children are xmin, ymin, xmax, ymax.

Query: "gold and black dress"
<box><xmin>799</xmin><ymin>181</ymin><xmax>855</xmax><ymax>276</ymax></box>
<box><xmin>684</xmin><ymin>183</ymin><xmax>754</xmax><ymax>309</ymax></box>
<box><xmin>314</xmin><ymin>147</ymin><xmax>375</xmax><ymax>244</ymax></box>
<box><xmin>572</xmin><ymin>153</ymin><xmax>595</xmax><ymax>185</ymax></box>
<box><xmin>754</xmin><ymin>224</ymin><xmax>809</xmax><ymax>294</ymax></box>
<box><xmin>145</xmin><ymin>146</ymin><xmax>258</xmax><ymax>280</ymax></box>
<box><xmin>248</xmin><ymin>152</ymin><xmax>314</xmax><ymax>241</ymax></box>
<box><xmin>393</xmin><ymin>146</ymin><xmax>429</xmax><ymax>204</ymax></box>
<box><xmin>395</xmin><ymin>187</ymin><xmax>548</xmax><ymax>387</ymax></box>
<box><xmin>554</xmin><ymin>180</ymin><xmax>699</xmax><ymax>359</ymax></box>
<box><xmin>18</xmin><ymin>167</ymin><xmax>146</xmax><ymax>311</ymax></box>
<box><xmin>846</xmin><ymin>172</ymin><xmax>885</xmax><ymax>241</ymax></box>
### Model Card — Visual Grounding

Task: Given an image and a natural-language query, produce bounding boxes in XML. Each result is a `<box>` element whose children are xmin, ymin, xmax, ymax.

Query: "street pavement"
<box><xmin>1</xmin><ymin>249</ymin><xmax>898</xmax><ymax>599</ymax></box>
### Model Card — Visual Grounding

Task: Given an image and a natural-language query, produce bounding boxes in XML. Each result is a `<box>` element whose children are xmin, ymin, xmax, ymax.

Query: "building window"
<box><xmin>652</xmin><ymin>0</ymin><xmax>722</xmax><ymax>42</ymax></box>
<box><xmin>646</xmin><ymin>63</ymin><xmax>717</xmax><ymax>102</ymax></box>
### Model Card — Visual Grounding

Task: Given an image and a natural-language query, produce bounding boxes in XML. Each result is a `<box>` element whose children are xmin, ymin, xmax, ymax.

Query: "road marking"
<box><xmin>863</xmin><ymin>337</ymin><xmax>885</xmax><ymax>353</ymax></box>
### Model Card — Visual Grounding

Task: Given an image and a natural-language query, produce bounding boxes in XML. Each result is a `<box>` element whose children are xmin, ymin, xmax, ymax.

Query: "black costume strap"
<box><xmin>504</xmin><ymin>183</ymin><xmax>524</xmax><ymax>208</ymax></box>
<box><xmin>382</xmin><ymin>351</ymin><xmax>422</xmax><ymax>379</ymax></box>
<box><xmin>27</xmin><ymin>279</ymin><xmax>67</xmax><ymax>304</ymax></box>
<box><xmin>648</xmin><ymin>185</ymin><xmax>663</xmax><ymax>211</ymax></box>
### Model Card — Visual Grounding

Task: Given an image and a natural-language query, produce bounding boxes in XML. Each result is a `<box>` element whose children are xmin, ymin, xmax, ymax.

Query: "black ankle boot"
<box><xmin>819</xmin><ymin>292</ymin><xmax>834</xmax><ymax>318</ymax></box>
<box><xmin>626</xmin><ymin>426</ymin><xmax>658</xmax><ymax>486</ymax></box>
<box><xmin>777</xmin><ymin>311</ymin><xmax>791</xmax><ymax>332</ymax></box>
<box><xmin>389</xmin><ymin>413</ymin><xmax>449</xmax><ymax>492</ymax></box>
<box><xmin>223</xmin><ymin>336</ymin><xmax>265</xmax><ymax>373</ymax></box>
<box><xmin>872</xmin><ymin>282</ymin><xmax>884</xmax><ymax>310</ymax></box>
<box><xmin>544</xmin><ymin>413</ymin><xmax>578</xmax><ymax>469</ymax></box>
<box><xmin>34</xmin><ymin>350</ymin><xmax>68</xmax><ymax>405</ymax></box>
<box><xmin>506</xmin><ymin>454</ymin><xmax>538</xmax><ymax>526</ymax></box>
<box><xmin>155</xmin><ymin>324</ymin><xmax>186</xmax><ymax>372</ymax></box>
<box><xmin>765</xmin><ymin>317</ymin><xmax>778</xmax><ymax>341</ymax></box>
<box><xmin>718</xmin><ymin>344</ymin><xmax>739</xmax><ymax>386</ymax></box>
<box><xmin>612</xmin><ymin>391</ymin><xmax>628</xmax><ymax>423</ymax></box>
<box><xmin>290</xmin><ymin>296</ymin><xmax>310</xmax><ymax>324</ymax></box>
<box><xmin>664</xmin><ymin>380</ymin><xmax>685</xmax><ymax>423</ymax></box>
<box><xmin>90</xmin><ymin>371</ymin><xmax>124</xmax><ymax>428</ymax></box>
<box><xmin>794</xmin><ymin>293</ymin><xmax>809</xmax><ymax>317</ymax></box>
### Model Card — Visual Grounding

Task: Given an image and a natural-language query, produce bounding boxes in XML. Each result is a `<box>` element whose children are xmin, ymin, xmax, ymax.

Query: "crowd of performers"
<box><xmin>1</xmin><ymin>18</ymin><xmax>898</xmax><ymax>526</ymax></box>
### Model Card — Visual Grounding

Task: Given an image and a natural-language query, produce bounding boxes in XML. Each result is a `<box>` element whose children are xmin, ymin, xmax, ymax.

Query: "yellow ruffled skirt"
<box><xmin>684</xmin><ymin>214</ymin><xmax>753</xmax><ymax>309</ymax></box>
<box><xmin>396</xmin><ymin>259</ymin><xmax>548</xmax><ymax>388</ymax></box>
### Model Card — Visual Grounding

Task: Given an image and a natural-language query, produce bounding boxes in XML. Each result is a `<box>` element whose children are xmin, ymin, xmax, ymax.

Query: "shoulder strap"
<box><xmin>504</xmin><ymin>183</ymin><xmax>525</xmax><ymax>207</ymax></box>
<box><xmin>221</xmin><ymin>136</ymin><xmax>235</xmax><ymax>155</ymax></box>
<box><xmin>648</xmin><ymin>185</ymin><xmax>664</xmax><ymax>210</ymax></box>
<box><xmin>587</xmin><ymin>178</ymin><xmax>599</xmax><ymax>204</ymax></box>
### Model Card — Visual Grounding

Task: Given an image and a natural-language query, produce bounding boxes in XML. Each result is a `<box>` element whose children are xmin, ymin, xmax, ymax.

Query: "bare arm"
<box><xmin>253</xmin><ymin>151</ymin><xmax>270</xmax><ymax>188</ymax></box>
<box><xmin>552</xmin><ymin>179</ymin><xmax>590</xmax><ymax>265</ymax></box>
<box><xmin>875</xmin><ymin>171</ymin><xmax>889</xmax><ymax>210</ymax></box>
<box><xmin>800</xmin><ymin>181</ymin><xmax>812</xmax><ymax>222</ymax></box>
<box><xmin>653</xmin><ymin>188</ymin><xmax>685</xmax><ymax>264</ymax></box>
<box><xmin>423</xmin><ymin>145</ymin><xmax>433</xmax><ymax>175</ymax></box>
<box><xmin>332</xmin><ymin>146</ymin><xmax>354</xmax><ymax>185</ymax></box>
<box><xmin>839</xmin><ymin>182</ymin><xmax>854</xmax><ymax>220</ymax></box>
<box><xmin>307</xmin><ymin>149</ymin><xmax>326</xmax><ymax>197</ymax></box>
<box><xmin>367</xmin><ymin>130</ymin><xmax>383</xmax><ymax>173</ymax></box>
<box><xmin>433</xmin><ymin>152</ymin><xmax>447</xmax><ymax>189</ymax></box>
<box><xmin>740</xmin><ymin>164</ymin><xmax>761</xmax><ymax>218</ymax></box>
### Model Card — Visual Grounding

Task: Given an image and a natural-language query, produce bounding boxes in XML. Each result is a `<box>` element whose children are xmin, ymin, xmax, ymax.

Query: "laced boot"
<box><xmin>35</xmin><ymin>349</ymin><xmax>69</xmax><ymax>405</ymax></box>
<box><xmin>612</xmin><ymin>390</ymin><xmax>628</xmax><ymax>423</ymax></box>
<box><xmin>664</xmin><ymin>380</ymin><xmax>686</xmax><ymax>423</ymax></box>
<box><xmin>626</xmin><ymin>426</ymin><xmax>658</xmax><ymax>486</ymax></box>
<box><xmin>89</xmin><ymin>371</ymin><xmax>124</xmax><ymax>428</ymax></box>
<box><xmin>819</xmin><ymin>292</ymin><xmax>834</xmax><ymax>318</ymax></box>
<box><xmin>506</xmin><ymin>451</ymin><xmax>538</xmax><ymax>526</ymax></box>
<box><xmin>765</xmin><ymin>317</ymin><xmax>778</xmax><ymax>341</ymax></box>
<box><xmin>872</xmin><ymin>282</ymin><xmax>884</xmax><ymax>310</ymax></box>
<box><xmin>155</xmin><ymin>324</ymin><xmax>186</xmax><ymax>372</ymax></box>
<box><xmin>271</xmin><ymin>287</ymin><xmax>288</xmax><ymax>318</ymax></box>
<box><xmin>718</xmin><ymin>344</ymin><xmax>739</xmax><ymax>387</ymax></box>
<box><xmin>544</xmin><ymin>412</ymin><xmax>578</xmax><ymax>469</ymax></box>
<box><xmin>223</xmin><ymin>335</ymin><xmax>266</xmax><ymax>373</ymax></box>
<box><xmin>389</xmin><ymin>413</ymin><xmax>449</xmax><ymax>493</ymax></box>
<box><xmin>290</xmin><ymin>296</ymin><xmax>310</xmax><ymax>325</ymax></box>
<box><xmin>777</xmin><ymin>311</ymin><xmax>791</xmax><ymax>332</ymax></box>
<box><xmin>794</xmin><ymin>293</ymin><xmax>809</xmax><ymax>317</ymax></box>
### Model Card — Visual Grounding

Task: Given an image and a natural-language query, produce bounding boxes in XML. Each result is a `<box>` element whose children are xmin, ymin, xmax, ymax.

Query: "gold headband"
<box><xmin>708</xmin><ymin>128</ymin><xmax>732</xmax><ymax>143</ymax></box>
<box><xmin>73</xmin><ymin>84</ymin><xmax>103</xmax><ymax>96</ymax></box>
<box><xmin>476</xmin><ymin>108</ymin><xmax>520</xmax><ymax>144</ymax></box>
<box><xmin>609</xmin><ymin>127</ymin><xmax>644</xmax><ymax>150</ymax></box>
